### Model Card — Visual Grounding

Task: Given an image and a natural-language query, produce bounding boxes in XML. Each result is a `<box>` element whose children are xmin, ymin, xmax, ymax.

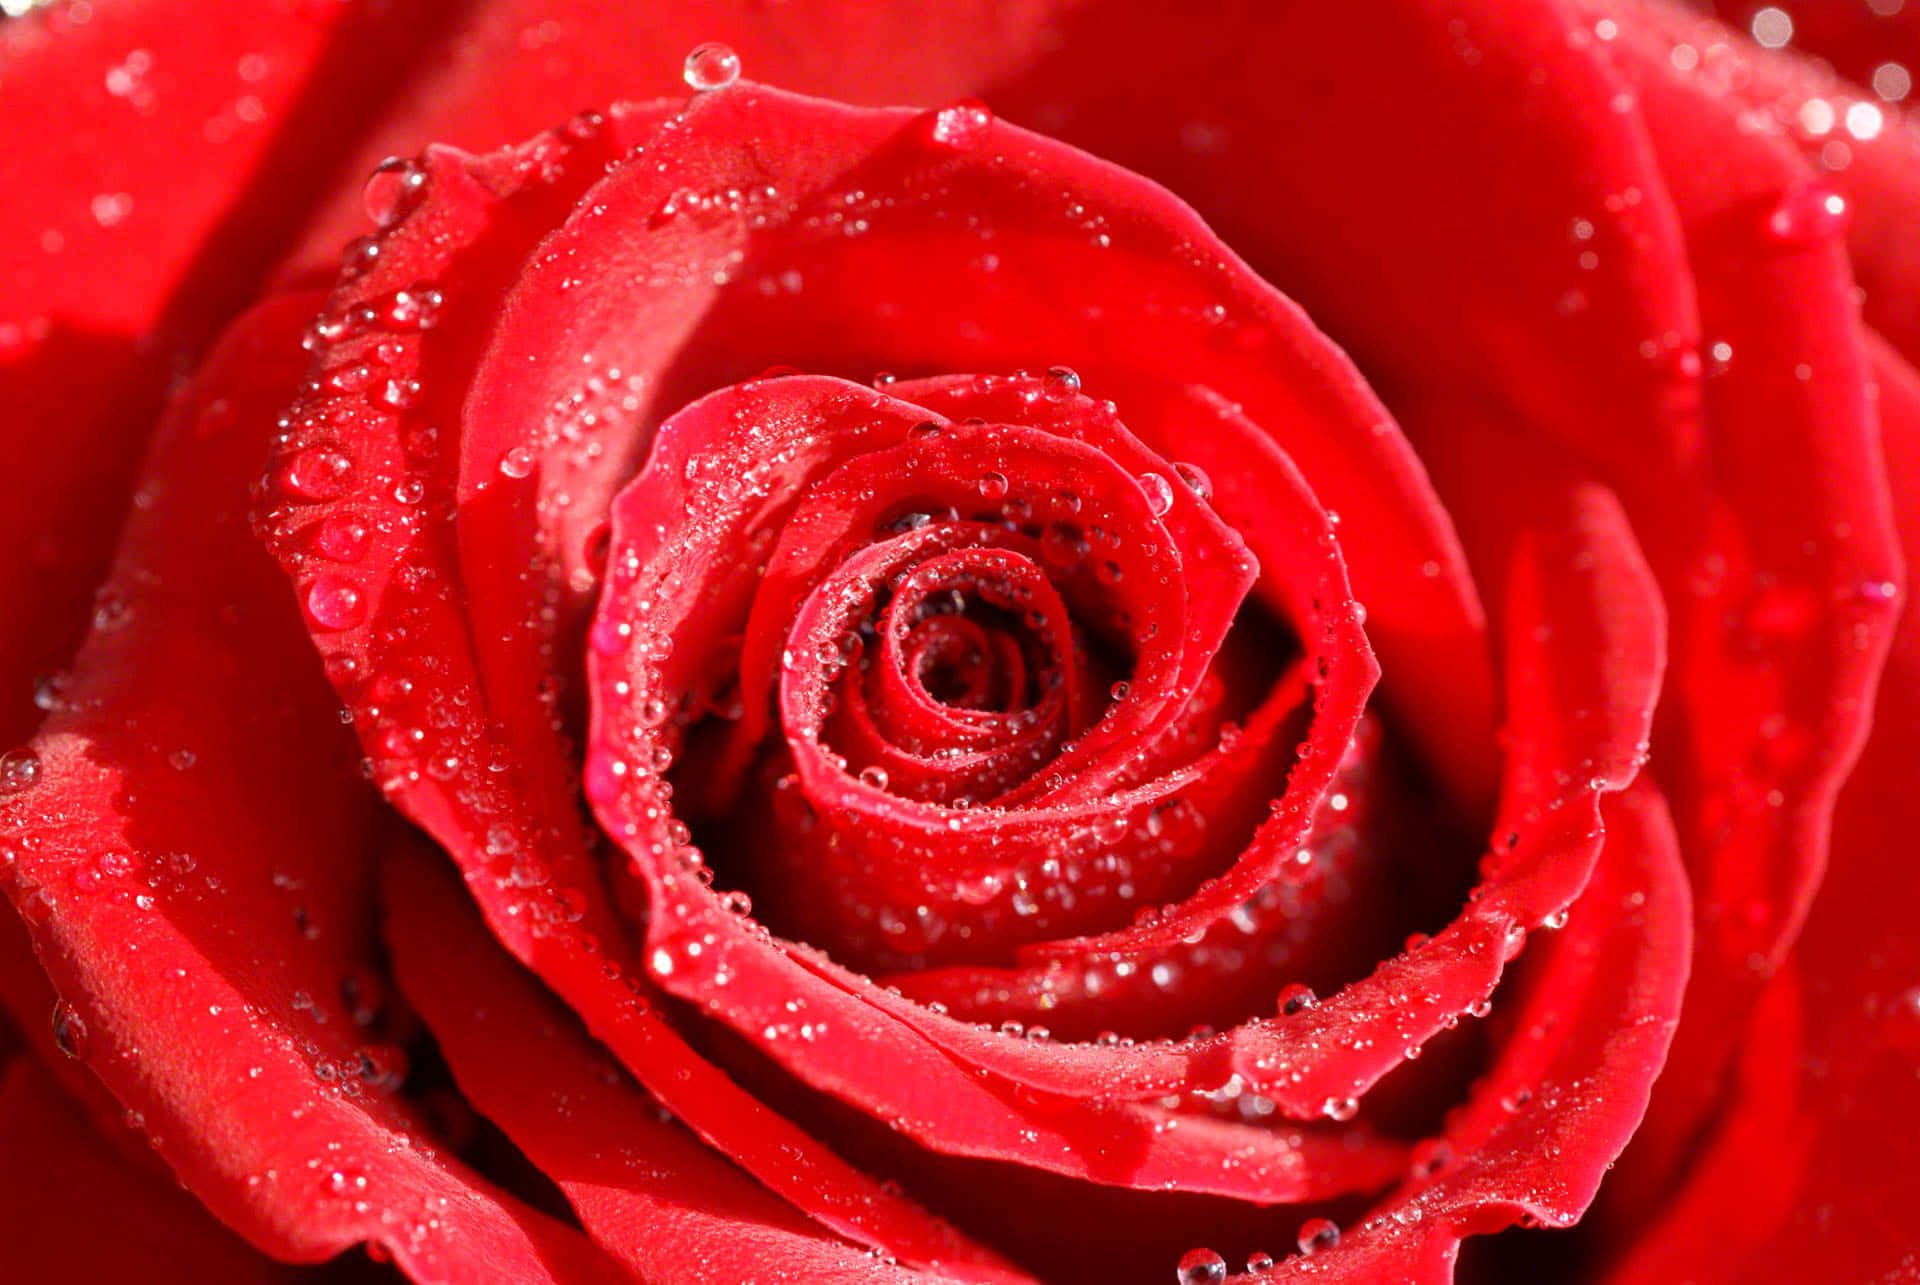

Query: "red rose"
<box><xmin>3</xmin><ymin>2</ymin><xmax>1917</xmax><ymax>1281</ymax></box>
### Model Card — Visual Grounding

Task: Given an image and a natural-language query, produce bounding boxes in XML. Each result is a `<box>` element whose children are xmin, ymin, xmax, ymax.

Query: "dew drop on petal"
<box><xmin>1172</xmin><ymin>460</ymin><xmax>1213</xmax><ymax>501</ymax></box>
<box><xmin>1043</xmin><ymin>365</ymin><xmax>1081</xmax><ymax>402</ymax></box>
<box><xmin>683</xmin><ymin>42</ymin><xmax>741</xmax><ymax>92</ymax></box>
<box><xmin>499</xmin><ymin>445</ymin><xmax>537</xmax><ymax>480</ymax></box>
<box><xmin>927</xmin><ymin>98</ymin><xmax>994</xmax><ymax>150</ymax></box>
<box><xmin>1176</xmin><ymin>1249</ymin><xmax>1227</xmax><ymax>1285</ymax></box>
<box><xmin>282</xmin><ymin>446</ymin><xmax>355</xmax><ymax>500</ymax></box>
<box><xmin>1278</xmin><ymin>982</ymin><xmax>1317</xmax><ymax>1016</ymax></box>
<box><xmin>1138</xmin><ymin>471</ymin><xmax>1175</xmax><ymax>517</ymax></box>
<box><xmin>313</xmin><ymin>515</ymin><xmax>370</xmax><ymax>562</ymax></box>
<box><xmin>1245</xmin><ymin>1252</ymin><xmax>1276</xmax><ymax>1275</ymax></box>
<box><xmin>1296</xmin><ymin>1218</ymin><xmax>1341</xmax><ymax>1256</ymax></box>
<box><xmin>51</xmin><ymin>1000</ymin><xmax>89</xmax><ymax>1060</ymax></box>
<box><xmin>0</xmin><ymin>747</ymin><xmax>42</xmax><ymax>796</ymax></box>
<box><xmin>305</xmin><ymin>575</ymin><xmax>366</xmax><ymax>630</ymax></box>
<box><xmin>362</xmin><ymin>156</ymin><xmax>426</xmax><ymax>228</ymax></box>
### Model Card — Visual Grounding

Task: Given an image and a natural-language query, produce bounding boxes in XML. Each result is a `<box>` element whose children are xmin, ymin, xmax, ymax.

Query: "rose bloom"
<box><xmin>2</xmin><ymin>1</ymin><xmax>1918</xmax><ymax>1282</ymax></box>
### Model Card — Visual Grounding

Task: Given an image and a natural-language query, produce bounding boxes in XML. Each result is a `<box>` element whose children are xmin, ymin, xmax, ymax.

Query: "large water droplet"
<box><xmin>305</xmin><ymin>576</ymin><xmax>366</xmax><ymax>630</ymax></box>
<box><xmin>362</xmin><ymin>156</ymin><xmax>426</xmax><ymax>228</ymax></box>
<box><xmin>1043</xmin><ymin>365</ymin><xmax>1081</xmax><ymax>402</ymax></box>
<box><xmin>313</xmin><ymin>515</ymin><xmax>370</xmax><ymax>562</ymax></box>
<box><xmin>1172</xmin><ymin>460</ymin><xmax>1213</xmax><ymax>501</ymax></box>
<box><xmin>683</xmin><ymin>42</ymin><xmax>741</xmax><ymax>92</ymax></box>
<box><xmin>0</xmin><ymin>747</ymin><xmax>42</xmax><ymax>795</ymax></box>
<box><xmin>1176</xmin><ymin>1249</ymin><xmax>1227</xmax><ymax>1285</ymax></box>
<box><xmin>1278</xmin><ymin>982</ymin><xmax>1317</xmax><ymax>1015</ymax></box>
<box><xmin>1296</xmin><ymin>1217</ymin><xmax>1340</xmax><ymax>1256</ymax></box>
<box><xmin>1138</xmin><ymin>471</ymin><xmax>1175</xmax><ymax>517</ymax></box>
<box><xmin>51</xmin><ymin>999</ymin><xmax>89</xmax><ymax>1059</ymax></box>
<box><xmin>499</xmin><ymin>445</ymin><xmax>536</xmax><ymax>480</ymax></box>
<box><xmin>282</xmin><ymin>446</ymin><xmax>355</xmax><ymax>500</ymax></box>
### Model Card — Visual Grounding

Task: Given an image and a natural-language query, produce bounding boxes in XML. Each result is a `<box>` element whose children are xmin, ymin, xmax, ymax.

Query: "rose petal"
<box><xmin>383</xmin><ymin>835</ymin><xmax>1025</xmax><ymax>1284</ymax></box>
<box><xmin>0</xmin><ymin>0</ymin><xmax>452</xmax><ymax>747</ymax></box>
<box><xmin>0</xmin><ymin>1055</ymin><xmax>294</xmax><ymax>1285</ymax></box>
<box><xmin>0</xmin><ymin>294</ymin><xmax>624</xmax><ymax>1282</ymax></box>
<box><xmin>1249</xmin><ymin>779</ymin><xmax>1689</xmax><ymax>1281</ymax></box>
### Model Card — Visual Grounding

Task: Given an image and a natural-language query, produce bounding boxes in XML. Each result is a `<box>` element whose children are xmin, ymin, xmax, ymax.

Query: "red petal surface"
<box><xmin>0</xmin><ymin>292</ymin><xmax>622</xmax><ymax>1282</ymax></box>
<box><xmin>0</xmin><ymin>1054</ymin><xmax>295</xmax><ymax>1285</ymax></box>
<box><xmin>0</xmin><ymin>0</ymin><xmax>452</xmax><ymax>747</ymax></box>
<box><xmin>1603</xmin><ymin>329</ymin><xmax>1920</xmax><ymax>1284</ymax></box>
<box><xmin>1250</xmin><ymin>779</ymin><xmax>1690</xmax><ymax>1280</ymax></box>
<box><xmin>383</xmin><ymin>836</ymin><xmax>1021</xmax><ymax>1284</ymax></box>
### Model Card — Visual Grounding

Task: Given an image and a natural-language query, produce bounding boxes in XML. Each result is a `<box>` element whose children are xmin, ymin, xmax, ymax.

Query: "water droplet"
<box><xmin>1172</xmin><ymin>461</ymin><xmax>1213</xmax><ymax>501</ymax></box>
<box><xmin>385</xmin><ymin>285</ymin><xmax>443</xmax><ymax>330</ymax></box>
<box><xmin>1138</xmin><ymin>471</ymin><xmax>1175</xmax><ymax>517</ymax></box>
<box><xmin>324</xmin><ymin>1166</ymin><xmax>369</xmax><ymax>1197</ymax></box>
<box><xmin>683</xmin><ymin>42</ymin><xmax>741</xmax><ymax>92</ymax></box>
<box><xmin>499</xmin><ymin>445</ymin><xmax>536</xmax><ymax>479</ymax></box>
<box><xmin>0</xmin><ymin>747</ymin><xmax>42</xmax><ymax>795</ymax></box>
<box><xmin>1296</xmin><ymin>1217</ymin><xmax>1340</xmax><ymax>1256</ymax></box>
<box><xmin>858</xmin><ymin>764</ymin><xmax>890</xmax><ymax>789</ymax></box>
<box><xmin>362</xmin><ymin>156</ymin><xmax>426</xmax><ymax>228</ymax></box>
<box><xmin>720</xmin><ymin>889</ymin><xmax>753</xmax><ymax>915</ymax></box>
<box><xmin>1245</xmin><ymin>1252</ymin><xmax>1276</xmax><ymax>1275</ymax></box>
<box><xmin>50</xmin><ymin>1000</ymin><xmax>89</xmax><ymax>1059</ymax></box>
<box><xmin>31</xmin><ymin>674</ymin><xmax>68</xmax><ymax>713</ymax></box>
<box><xmin>1410</xmin><ymin>1137</ymin><xmax>1453</xmax><ymax>1178</ymax></box>
<box><xmin>1765</xmin><ymin>180</ymin><xmax>1849</xmax><ymax>246</ymax></box>
<box><xmin>282</xmin><ymin>446</ymin><xmax>355</xmax><ymax>500</ymax></box>
<box><xmin>1278</xmin><ymin>983</ymin><xmax>1317</xmax><ymax>1016</ymax></box>
<box><xmin>927</xmin><ymin>98</ymin><xmax>994</xmax><ymax>150</ymax></box>
<box><xmin>313</xmin><ymin>515</ymin><xmax>370</xmax><ymax>562</ymax></box>
<box><xmin>380</xmin><ymin>377</ymin><xmax>422</xmax><ymax>410</ymax></box>
<box><xmin>978</xmin><ymin>471</ymin><xmax>1009</xmax><ymax>500</ymax></box>
<box><xmin>305</xmin><ymin>576</ymin><xmax>366</xmax><ymax>630</ymax></box>
<box><xmin>1176</xmin><ymin>1249</ymin><xmax>1227</xmax><ymax>1285</ymax></box>
<box><xmin>1321</xmin><ymin>1095</ymin><xmax>1359</xmax><ymax>1122</ymax></box>
<box><xmin>1043</xmin><ymin>365</ymin><xmax>1081</xmax><ymax>401</ymax></box>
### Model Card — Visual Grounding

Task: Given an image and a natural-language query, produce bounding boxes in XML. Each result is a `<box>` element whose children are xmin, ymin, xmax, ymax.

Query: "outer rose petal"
<box><xmin>1604</xmin><ymin>331</ymin><xmax>1920</xmax><ymax>1284</ymax></box>
<box><xmin>992</xmin><ymin>0</ymin><xmax>1899</xmax><ymax>1209</ymax></box>
<box><xmin>0</xmin><ymin>293</ymin><xmax>623</xmax><ymax>1283</ymax></box>
<box><xmin>0</xmin><ymin>1055</ymin><xmax>294</xmax><ymax>1285</ymax></box>
<box><xmin>0</xmin><ymin>0</ymin><xmax>453</xmax><ymax>746</ymax></box>
<box><xmin>1254</xmin><ymin>780</ymin><xmax>1689</xmax><ymax>1281</ymax></box>
<box><xmin>383</xmin><ymin>837</ymin><xmax>1021</xmax><ymax>1284</ymax></box>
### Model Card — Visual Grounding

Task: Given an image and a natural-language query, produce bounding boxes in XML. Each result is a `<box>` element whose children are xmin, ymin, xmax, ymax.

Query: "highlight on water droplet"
<box><xmin>683</xmin><ymin>41</ymin><xmax>741</xmax><ymax>92</ymax></box>
<box><xmin>1765</xmin><ymin>179</ymin><xmax>1849</xmax><ymax>246</ymax></box>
